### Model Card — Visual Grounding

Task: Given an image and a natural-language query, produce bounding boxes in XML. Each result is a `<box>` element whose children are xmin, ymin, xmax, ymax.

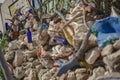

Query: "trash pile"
<box><xmin>2</xmin><ymin>1</ymin><xmax>120</xmax><ymax>80</ymax></box>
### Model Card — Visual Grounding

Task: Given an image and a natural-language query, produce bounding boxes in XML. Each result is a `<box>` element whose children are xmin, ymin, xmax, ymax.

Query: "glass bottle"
<box><xmin>26</xmin><ymin>28</ymin><xmax>32</xmax><ymax>43</ymax></box>
<box><xmin>5</xmin><ymin>22</ymin><xmax>9</xmax><ymax>31</ymax></box>
<box><xmin>53</xmin><ymin>36</ymin><xmax>68</xmax><ymax>45</ymax></box>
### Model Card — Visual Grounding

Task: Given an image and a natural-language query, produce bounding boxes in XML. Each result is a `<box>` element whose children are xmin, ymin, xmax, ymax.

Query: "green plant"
<box><xmin>0</xmin><ymin>31</ymin><xmax>9</xmax><ymax>54</ymax></box>
<box><xmin>0</xmin><ymin>66</ymin><xmax>5</xmax><ymax>80</ymax></box>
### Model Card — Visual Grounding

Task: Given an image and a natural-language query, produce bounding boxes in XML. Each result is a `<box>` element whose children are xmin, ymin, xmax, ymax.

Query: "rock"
<box><xmin>85</xmin><ymin>47</ymin><xmax>101</xmax><ymax>64</ymax></box>
<box><xmin>75</xmin><ymin>68</ymin><xmax>87</xmax><ymax>74</ymax></box>
<box><xmin>24</xmin><ymin>36</ymin><xmax>28</xmax><ymax>43</ymax></box>
<box><xmin>24</xmin><ymin>49</ymin><xmax>38</xmax><ymax>59</ymax></box>
<box><xmin>87</xmin><ymin>67</ymin><xmax>105</xmax><ymax>80</ymax></box>
<box><xmin>101</xmin><ymin>44</ymin><xmax>113</xmax><ymax>56</ymax></box>
<box><xmin>19</xmin><ymin>30</ymin><xmax>26</xmax><ymax>35</ymax></box>
<box><xmin>23</xmin><ymin>62</ymin><xmax>33</xmax><ymax>69</ymax></box>
<box><xmin>89</xmin><ymin>34</ymin><xmax>97</xmax><ymax>47</ymax></box>
<box><xmin>73</xmin><ymin>33</ymin><xmax>86</xmax><ymax>50</ymax></box>
<box><xmin>24</xmin><ymin>21</ymin><xmax>32</xmax><ymax>29</ymax></box>
<box><xmin>84</xmin><ymin>34</ymin><xmax>97</xmax><ymax>51</ymax></box>
<box><xmin>113</xmin><ymin>39</ymin><xmax>120</xmax><ymax>50</ymax></box>
<box><xmin>96</xmin><ymin>72</ymin><xmax>120</xmax><ymax>80</ymax></box>
<box><xmin>39</xmin><ymin>51</ymin><xmax>54</xmax><ymax>69</ymax></box>
<box><xmin>14</xmin><ymin>67</ymin><xmax>25</xmax><ymax>79</ymax></box>
<box><xmin>114</xmin><ymin>64</ymin><xmax>120</xmax><ymax>72</ymax></box>
<box><xmin>13</xmin><ymin>50</ymin><xmax>24</xmax><ymax>67</ymax></box>
<box><xmin>33</xmin><ymin>23</ymin><xmax>38</xmax><ymax>31</ymax></box>
<box><xmin>19</xmin><ymin>42</ymin><xmax>28</xmax><ymax>50</ymax></box>
<box><xmin>40</xmin><ymin>29</ymin><xmax>50</xmax><ymax>46</ymax></box>
<box><xmin>41</xmin><ymin>71</ymin><xmax>52</xmax><ymax>80</ymax></box>
<box><xmin>27</xmin><ymin>69</ymin><xmax>36</xmax><ymax>80</ymax></box>
<box><xmin>71</xmin><ymin>4</ymin><xmax>82</xmax><ymax>15</ymax></box>
<box><xmin>8</xmin><ymin>40</ymin><xmax>18</xmax><ymax>50</ymax></box>
<box><xmin>35</xmin><ymin>64</ymin><xmax>43</xmax><ymax>71</ymax></box>
<box><xmin>27</xmin><ymin>43</ymin><xmax>34</xmax><ymax>50</ymax></box>
<box><xmin>76</xmin><ymin>73</ymin><xmax>89</xmax><ymax>80</ymax></box>
<box><xmin>67</xmin><ymin>71</ymin><xmax>76</xmax><ymax>80</ymax></box>
<box><xmin>38</xmin><ymin>69</ymin><xmax>48</xmax><ymax>79</ymax></box>
<box><xmin>5</xmin><ymin>51</ymin><xmax>15</xmax><ymax>62</ymax></box>
<box><xmin>18</xmin><ymin>34</ymin><xmax>26</xmax><ymax>41</ymax></box>
<box><xmin>25</xmin><ymin>68</ymin><xmax>31</xmax><ymax>76</ymax></box>
<box><xmin>28</xmin><ymin>57</ymin><xmax>34</xmax><ymax>62</ymax></box>
<box><xmin>59</xmin><ymin>74</ymin><xmax>67</xmax><ymax>80</ymax></box>
<box><xmin>75</xmin><ymin>68</ymin><xmax>88</xmax><ymax>80</ymax></box>
<box><xmin>32</xmin><ymin>59</ymin><xmax>40</xmax><ymax>66</ymax></box>
<box><xmin>103</xmin><ymin>50</ymin><xmax>120</xmax><ymax>70</ymax></box>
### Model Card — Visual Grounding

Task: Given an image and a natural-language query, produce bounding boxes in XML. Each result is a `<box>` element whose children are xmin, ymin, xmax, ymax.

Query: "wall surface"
<box><xmin>0</xmin><ymin>0</ymin><xmax>12</xmax><ymax>32</ymax></box>
<box><xmin>0</xmin><ymin>0</ymin><xmax>28</xmax><ymax>32</ymax></box>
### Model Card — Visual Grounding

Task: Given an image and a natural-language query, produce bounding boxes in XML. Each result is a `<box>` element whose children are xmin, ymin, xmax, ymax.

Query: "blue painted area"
<box><xmin>92</xmin><ymin>17</ymin><xmax>120</xmax><ymax>47</ymax></box>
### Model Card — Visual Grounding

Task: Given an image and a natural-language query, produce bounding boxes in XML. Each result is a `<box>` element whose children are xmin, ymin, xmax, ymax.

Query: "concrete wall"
<box><xmin>0</xmin><ymin>0</ymin><xmax>28</xmax><ymax>32</ymax></box>
<box><xmin>0</xmin><ymin>0</ymin><xmax>12</xmax><ymax>32</ymax></box>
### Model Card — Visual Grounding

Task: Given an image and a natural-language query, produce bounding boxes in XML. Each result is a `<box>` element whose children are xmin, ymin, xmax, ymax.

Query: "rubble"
<box><xmin>8</xmin><ymin>40</ymin><xmax>18</xmax><ymax>50</ymax></box>
<box><xmin>85</xmin><ymin>47</ymin><xmax>101</xmax><ymax>64</ymax></box>
<box><xmin>2</xmin><ymin>1</ymin><xmax>120</xmax><ymax>80</ymax></box>
<box><xmin>13</xmin><ymin>50</ymin><xmax>24</xmax><ymax>67</ymax></box>
<box><xmin>101</xmin><ymin>44</ymin><xmax>113</xmax><ymax>56</ymax></box>
<box><xmin>113</xmin><ymin>39</ymin><xmax>120</xmax><ymax>50</ymax></box>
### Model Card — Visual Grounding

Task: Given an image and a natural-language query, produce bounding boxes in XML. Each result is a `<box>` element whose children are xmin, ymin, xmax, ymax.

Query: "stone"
<box><xmin>103</xmin><ymin>50</ymin><xmax>120</xmax><ymax>69</ymax></box>
<box><xmin>85</xmin><ymin>47</ymin><xmax>101</xmax><ymax>64</ymax></box>
<box><xmin>38</xmin><ymin>69</ymin><xmax>48</xmax><ymax>79</ymax></box>
<box><xmin>75</xmin><ymin>68</ymin><xmax>87</xmax><ymax>74</ymax></box>
<box><xmin>89</xmin><ymin>34</ymin><xmax>97</xmax><ymax>47</ymax></box>
<box><xmin>113</xmin><ymin>39</ymin><xmax>120</xmax><ymax>50</ymax></box>
<box><xmin>114</xmin><ymin>64</ymin><xmax>120</xmax><ymax>72</ymax></box>
<box><xmin>35</xmin><ymin>64</ymin><xmax>43</xmax><ymax>71</ymax></box>
<box><xmin>8</xmin><ymin>40</ymin><xmax>18</xmax><ymax>50</ymax></box>
<box><xmin>24</xmin><ymin>36</ymin><xmax>28</xmax><ymax>43</ymax></box>
<box><xmin>24</xmin><ymin>21</ymin><xmax>32</xmax><ymax>29</ymax></box>
<box><xmin>39</xmin><ymin>51</ymin><xmax>54</xmax><ymax>69</ymax></box>
<box><xmin>96</xmin><ymin>72</ymin><xmax>120</xmax><ymax>80</ymax></box>
<box><xmin>18</xmin><ymin>34</ymin><xmax>26</xmax><ymax>41</ymax></box>
<box><xmin>14</xmin><ymin>67</ymin><xmax>25</xmax><ymax>79</ymax></box>
<box><xmin>101</xmin><ymin>44</ymin><xmax>113</xmax><ymax>56</ymax></box>
<box><xmin>25</xmin><ymin>68</ymin><xmax>31</xmax><ymax>76</ymax></box>
<box><xmin>59</xmin><ymin>74</ymin><xmax>67</xmax><ymax>80</ymax></box>
<box><xmin>32</xmin><ymin>59</ymin><xmax>40</xmax><ymax>66</ymax></box>
<box><xmin>13</xmin><ymin>50</ymin><xmax>24</xmax><ymax>67</ymax></box>
<box><xmin>19</xmin><ymin>42</ymin><xmax>28</xmax><ymax>50</ymax></box>
<box><xmin>24</xmin><ymin>49</ymin><xmax>38</xmax><ymax>59</ymax></box>
<box><xmin>33</xmin><ymin>23</ymin><xmax>38</xmax><ymax>31</ymax></box>
<box><xmin>40</xmin><ymin>29</ymin><xmax>50</xmax><ymax>46</ymax></box>
<box><xmin>73</xmin><ymin>33</ymin><xmax>86</xmax><ymax>50</ymax></box>
<box><xmin>75</xmin><ymin>68</ymin><xmax>88</xmax><ymax>80</ymax></box>
<box><xmin>67</xmin><ymin>71</ymin><xmax>76</xmax><ymax>80</ymax></box>
<box><xmin>76</xmin><ymin>73</ymin><xmax>89</xmax><ymax>80</ymax></box>
<box><xmin>103</xmin><ymin>50</ymin><xmax>120</xmax><ymax>72</ymax></box>
<box><xmin>27</xmin><ymin>43</ymin><xmax>34</xmax><ymax>50</ymax></box>
<box><xmin>4</xmin><ymin>51</ymin><xmax>15</xmax><ymax>62</ymax></box>
<box><xmin>28</xmin><ymin>57</ymin><xmax>34</xmax><ymax>62</ymax></box>
<box><xmin>27</xmin><ymin>69</ymin><xmax>36</xmax><ymax>80</ymax></box>
<box><xmin>41</xmin><ymin>71</ymin><xmax>52</xmax><ymax>80</ymax></box>
<box><xmin>23</xmin><ymin>62</ymin><xmax>33</xmax><ymax>69</ymax></box>
<box><xmin>87</xmin><ymin>67</ymin><xmax>105</xmax><ymax>80</ymax></box>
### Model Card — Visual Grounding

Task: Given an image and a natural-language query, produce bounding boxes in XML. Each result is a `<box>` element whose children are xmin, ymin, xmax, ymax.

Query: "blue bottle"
<box><xmin>5</xmin><ymin>22</ymin><xmax>9</xmax><ymax>31</ymax></box>
<box><xmin>53</xmin><ymin>36</ymin><xmax>69</xmax><ymax>45</ymax></box>
<box><xmin>26</xmin><ymin>28</ymin><xmax>32</xmax><ymax>43</ymax></box>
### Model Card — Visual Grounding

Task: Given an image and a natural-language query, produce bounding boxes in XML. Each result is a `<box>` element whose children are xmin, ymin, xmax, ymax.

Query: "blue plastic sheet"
<box><xmin>92</xmin><ymin>17</ymin><xmax>120</xmax><ymax>47</ymax></box>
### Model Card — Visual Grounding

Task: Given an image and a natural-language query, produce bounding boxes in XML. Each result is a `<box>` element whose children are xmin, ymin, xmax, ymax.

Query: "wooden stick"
<box><xmin>0</xmin><ymin>49</ymin><xmax>13</xmax><ymax>80</ymax></box>
<box><xmin>75</xmin><ymin>9</ymin><xmax>91</xmax><ymax>61</ymax></box>
<box><xmin>63</xmin><ymin>12</ymin><xmax>82</xmax><ymax>28</ymax></box>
